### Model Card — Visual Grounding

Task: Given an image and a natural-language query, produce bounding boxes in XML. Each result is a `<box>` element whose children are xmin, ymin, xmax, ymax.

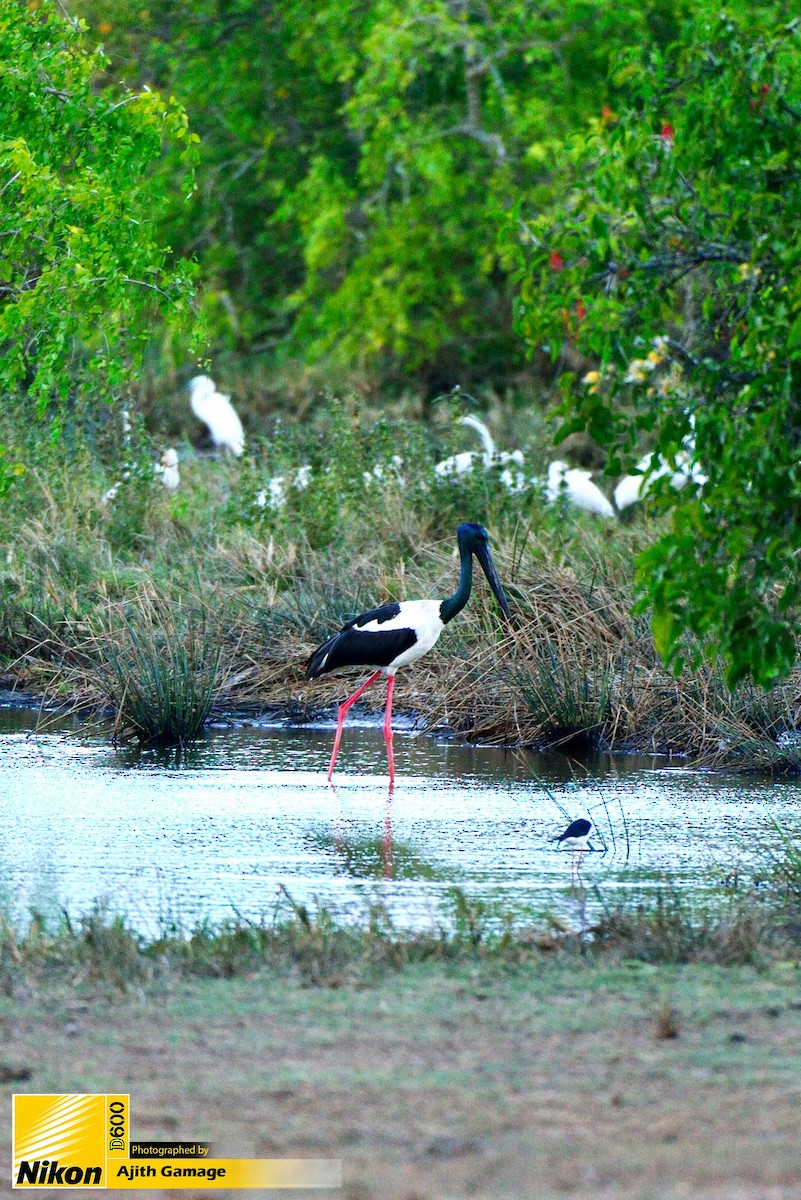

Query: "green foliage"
<box><xmin>516</xmin><ymin>3</ymin><xmax>801</xmax><ymax>685</ymax></box>
<box><xmin>73</xmin><ymin>0</ymin><xmax>684</xmax><ymax>384</ymax></box>
<box><xmin>0</xmin><ymin>0</ymin><xmax>199</xmax><ymax>415</ymax></box>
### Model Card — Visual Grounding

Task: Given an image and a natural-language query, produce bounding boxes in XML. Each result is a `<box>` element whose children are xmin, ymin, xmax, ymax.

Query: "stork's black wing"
<box><xmin>306</xmin><ymin>602</ymin><xmax>416</xmax><ymax>678</ymax></box>
<box><xmin>341</xmin><ymin>601</ymin><xmax>402</xmax><ymax>631</ymax></box>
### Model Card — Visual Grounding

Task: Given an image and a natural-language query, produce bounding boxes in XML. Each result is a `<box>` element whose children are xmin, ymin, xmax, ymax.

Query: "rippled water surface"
<box><xmin>1</xmin><ymin>701</ymin><xmax>800</xmax><ymax>933</ymax></box>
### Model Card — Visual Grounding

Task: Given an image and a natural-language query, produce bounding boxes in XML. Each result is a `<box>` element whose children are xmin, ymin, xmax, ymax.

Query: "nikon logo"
<box><xmin>16</xmin><ymin>1160</ymin><xmax>102</xmax><ymax>1186</ymax></box>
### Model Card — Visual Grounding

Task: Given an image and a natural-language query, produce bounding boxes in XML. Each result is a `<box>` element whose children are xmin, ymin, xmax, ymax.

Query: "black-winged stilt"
<box><xmin>306</xmin><ymin>523</ymin><xmax>511</xmax><ymax>788</ymax></box>
<box><xmin>556</xmin><ymin>818</ymin><xmax>593</xmax><ymax>888</ymax></box>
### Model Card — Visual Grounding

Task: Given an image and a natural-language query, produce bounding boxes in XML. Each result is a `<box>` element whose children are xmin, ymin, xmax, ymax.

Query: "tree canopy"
<box><xmin>0</xmin><ymin>0</ymin><xmax>198</xmax><ymax>421</ymax></box>
<box><xmin>516</xmin><ymin>3</ymin><xmax>801</xmax><ymax>686</ymax></box>
<box><xmin>72</xmin><ymin>0</ymin><xmax>684</xmax><ymax>384</ymax></box>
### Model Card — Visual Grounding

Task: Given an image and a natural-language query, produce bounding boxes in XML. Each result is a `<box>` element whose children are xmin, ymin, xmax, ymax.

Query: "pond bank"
<box><xmin>2</xmin><ymin>421</ymin><xmax>801</xmax><ymax>770</ymax></box>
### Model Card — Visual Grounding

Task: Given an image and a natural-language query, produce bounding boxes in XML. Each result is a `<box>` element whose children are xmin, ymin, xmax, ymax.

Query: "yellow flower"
<box><xmin>624</xmin><ymin>359</ymin><xmax>652</xmax><ymax>384</ymax></box>
<box><xmin>737</xmin><ymin>263</ymin><xmax>762</xmax><ymax>281</ymax></box>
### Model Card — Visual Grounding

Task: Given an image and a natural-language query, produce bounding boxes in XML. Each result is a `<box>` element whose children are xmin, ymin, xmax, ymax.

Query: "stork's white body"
<box><xmin>307</xmin><ymin>522</ymin><xmax>511</xmax><ymax>787</ymax></box>
<box><xmin>188</xmin><ymin>375</ymin><xmax>245</xmax><ymax>456</ymax></box>
<box><xmin>358</xmin><ymin>600</ymin><xmax>445</xmax><ymax>672</ymax></box>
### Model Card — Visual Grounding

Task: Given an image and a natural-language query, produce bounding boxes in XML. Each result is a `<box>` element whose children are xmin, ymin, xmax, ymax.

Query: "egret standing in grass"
<box><xmin>188</xmin><ymin>375</ymin><xmax>245</xmax><ymax>457</ymax></box>
<box><xmin>435</xmin><ymin>416</ymin><xmax>526</xmax><ymax>486</ymax></box>
<box><xmin>556</xmin><ymin>817</ymin><xmax>593</xmax><ymax>888</ymax></box>
<box><xmin>545</xmin><ymin>462</ymin><xmax>616</xmax><ymax>518</ymax></box>
<box><xmin>155</xmin><ymin>448</ymin><xmax>180</xmax><ymax>490</ymax></box>
<box><xmin>306</xmin><ymin>523</ymin><xmax>511</xmax><ymax>788</ymax></box>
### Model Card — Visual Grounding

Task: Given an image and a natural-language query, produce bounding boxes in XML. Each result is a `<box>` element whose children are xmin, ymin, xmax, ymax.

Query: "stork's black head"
<box><xmin>456</xmin><ymin>522</ymin><xmax>490</xmax><ymax>550</ymax></box>
<box><xmin>455</xmin><ymin>523</ymin><xmax>511</xmax><ymax>619</ymax></box>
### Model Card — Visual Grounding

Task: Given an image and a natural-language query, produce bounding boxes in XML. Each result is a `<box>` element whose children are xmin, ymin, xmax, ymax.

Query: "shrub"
<box><xmin>90</xmin><ymin>593</ymin><xmax>226</xmax><ymax>747</ymax></box>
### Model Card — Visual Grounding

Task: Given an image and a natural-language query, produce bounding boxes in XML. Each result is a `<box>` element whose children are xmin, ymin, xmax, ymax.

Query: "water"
<box><xmin>0</xmin><ymin>702</ymin><xmax>799</xmax><ymax>935</ymax></box>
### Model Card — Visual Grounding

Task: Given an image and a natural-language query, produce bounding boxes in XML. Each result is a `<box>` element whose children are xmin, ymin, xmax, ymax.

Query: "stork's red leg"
<box><xmin>327</xmin><ymin>670</ymin><xmax>382</xmax><ymax>781</ymax></box>
<box><xmin>383</xmin><ymin>674</ymin><xmax>396</xmax><ymax>789</ymax></box>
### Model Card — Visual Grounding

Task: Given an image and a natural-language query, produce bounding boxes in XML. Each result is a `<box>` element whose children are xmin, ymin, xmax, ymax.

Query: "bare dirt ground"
<box><xmin>3</xmin><ymin>958</ymin><xmax>801</xmax><ymax>1199</ymax></box>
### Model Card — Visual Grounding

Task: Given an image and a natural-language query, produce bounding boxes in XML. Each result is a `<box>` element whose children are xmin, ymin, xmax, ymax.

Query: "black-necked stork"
<box><xmin>556</xmin><ymin>818</ymin><xmax>593</xmax><ymax>888</ymax></box>
<box><xmin>306</xmin><ymin>523</ymin><xmax>511</xmax><ymax>787</ymax></box>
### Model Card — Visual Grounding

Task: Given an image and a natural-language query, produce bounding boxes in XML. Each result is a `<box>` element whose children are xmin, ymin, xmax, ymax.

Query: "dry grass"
<box><xmin>654</xmin><ymin>1002</ymin><xmax>682</xmax><ymax>1040</ymax></box>
<box><xmin>405</xmin><ymin>542</ymin><xmax>801</xmax><ymax>769</ymax></box>
<box><xmin>13</xmin><ymin>590</ymin><xmax>235</xmax><ymax>747</ymax></box>
<box><xmin>590</xmin><ymin>889</ymin><xmax>769</xmax><ymax>967</ymax></box>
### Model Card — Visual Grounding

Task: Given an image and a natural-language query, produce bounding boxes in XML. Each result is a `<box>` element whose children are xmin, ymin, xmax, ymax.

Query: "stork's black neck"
<box><xmin>440</xmin><ymin>543</ymin><xmax>473</xmax><ymax>625</ymax></box>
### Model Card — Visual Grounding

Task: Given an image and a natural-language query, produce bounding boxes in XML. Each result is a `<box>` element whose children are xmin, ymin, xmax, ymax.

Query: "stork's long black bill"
<box><xmin>475</xmin><ymin>543</ymin><xmax>511</xmax><ymax>619</ymax></box>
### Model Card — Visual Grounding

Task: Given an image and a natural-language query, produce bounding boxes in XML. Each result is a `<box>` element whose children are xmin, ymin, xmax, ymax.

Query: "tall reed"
<box><xmin>92</xmin><ymin>592</ymin><xmax>226</xmax><ymax>747</ymax></box>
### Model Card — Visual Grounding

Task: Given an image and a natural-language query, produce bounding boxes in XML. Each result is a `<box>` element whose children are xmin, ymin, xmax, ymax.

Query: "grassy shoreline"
<box><xmin>5</xmin><ymin>953</ymin><xmax>801</xmax><ymax>1199</ymax></box>
<box><xmin>1</xmin><ymin>408</ymin><xmax>801</xmax><ymax>771</ymax></box>
<box><xmin>4</xmin><ymin>843</ymin><xmax>800</xmax><ymax>998</ymax></box>
<box><xmin>3</xmin><ymin>884</ymin><xmax>800</xmax><ymax>1199</ymax></box>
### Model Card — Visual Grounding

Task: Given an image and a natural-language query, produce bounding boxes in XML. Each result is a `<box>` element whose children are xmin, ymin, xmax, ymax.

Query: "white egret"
<box><xmin>614</xmin><ymin>438</ymin><xmax>707</xmax><ymax>513</ymax></box>
<box><xmin>155</xmin><ymin>448</ymin><xmax>180</xmax><ymax>490</ymax></box>
<box><xmin>545</xmin><ymin>461</ymin><xmax>616</xmax><ymax>518</ymax></box>
<box><xmin>188</xmin><ymin>375</ymin><xmax>245</xmax><ymax>456</ymax></box>
<box><xmin>435</xmin><ymin>416</ymin><xmax>526</xmax><ymax>491</ymax></box>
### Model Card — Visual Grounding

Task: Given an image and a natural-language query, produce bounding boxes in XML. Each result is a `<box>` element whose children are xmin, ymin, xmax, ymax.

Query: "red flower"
<box><xmin>760</xmin><ymin>83</ymin><xmax>771</xmax><ymax>95</ymax></box>
<box><xmin>560</xmin><ymin>299</ymin><xmax>587</xmax><ymax>341</ymax></box>
<box><xmin>548</xmin><ymin>251</ymin><xmax>564</xmax><ymax>271</ymax></box>
<box><xmin>659</xmin><ymin>123</ymin><xmax>674</xmax><ymax>144</ymax></box>
<box><xmin>602</xmin><ymin>105</ymin><xmax>612</xmax><ymax>118</ymax></box>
